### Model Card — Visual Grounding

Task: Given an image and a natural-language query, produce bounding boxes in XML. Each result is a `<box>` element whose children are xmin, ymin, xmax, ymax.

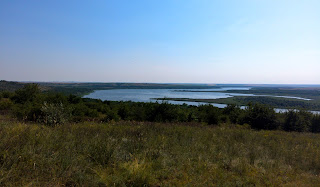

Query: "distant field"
<box><xmin>1</xmin><ymin>118</ymin><xmax>320</xmax><ymax>186</ymax></box>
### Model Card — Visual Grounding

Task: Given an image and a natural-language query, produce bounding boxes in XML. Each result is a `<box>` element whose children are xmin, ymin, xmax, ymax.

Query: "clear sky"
<box><xmin>1</xmin><ymin>0</ymin><xmax>319</xmax><ymax>84</ymax></box>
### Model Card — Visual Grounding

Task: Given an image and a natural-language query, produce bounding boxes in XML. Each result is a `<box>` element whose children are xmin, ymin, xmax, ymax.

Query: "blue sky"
<box><xmin>1</xmin><ymin>0</ymin><xmax>319</xmax><ymax>84</ymax></box>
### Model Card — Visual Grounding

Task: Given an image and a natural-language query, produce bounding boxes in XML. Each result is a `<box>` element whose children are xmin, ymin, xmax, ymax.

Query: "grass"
<box><xmin>1</xmin><ymin>116</ymin><xmax>320</xmax><ymax>186</ymax></box>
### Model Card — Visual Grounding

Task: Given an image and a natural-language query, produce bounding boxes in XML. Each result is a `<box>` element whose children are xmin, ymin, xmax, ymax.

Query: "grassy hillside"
<box><xmin>1</xmin><ymin>116</ymin><xmax>320</xmax><ymax>186</ymax></box>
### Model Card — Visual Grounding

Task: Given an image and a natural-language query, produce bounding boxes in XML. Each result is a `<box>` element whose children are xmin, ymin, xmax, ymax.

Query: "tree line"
<box><xmin>0</xmin><ymin>84</ymin><xmax>319</xmax><ymax>133</ymax></box>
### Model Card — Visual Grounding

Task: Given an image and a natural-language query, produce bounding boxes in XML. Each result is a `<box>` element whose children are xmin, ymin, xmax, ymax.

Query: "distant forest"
<box><xmin>0</xmin><ymin>80</ymin><xmax>220</xmax><ymax>96</ymax></box>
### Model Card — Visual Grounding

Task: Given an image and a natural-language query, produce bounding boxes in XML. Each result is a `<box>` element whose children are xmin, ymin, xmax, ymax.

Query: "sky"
<box><xmin>0</xmin><ymin>0</ymin><xmax>320</xmax><ymax>84</ymax></box>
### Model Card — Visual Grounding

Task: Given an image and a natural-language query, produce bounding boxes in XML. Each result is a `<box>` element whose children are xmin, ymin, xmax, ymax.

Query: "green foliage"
<box><xmin>0</xmin><ymin>99</ymin><xmax>13</xmax><ymax>110</ymax></box>
<box><xmin>12</xmin><ymin>84</ymin><xmax>41</xmax><ymax>104</ymax></box>
<box><xmin>1</xmin><ymin>83</ymin><xmax>320</xmax><ymax>133</ymax></box>
<box><xmin>118</xmin><ymin>104</ymin><xmax>130</xmax><ymax>120</ymax></box>
<box><xmin>223</xmin><ymin>104</ymin><xmax>243</xmax><ymax>124</ymax></box>
<box><xmin>13</xmin><ymin>103</ymin><xmax>41</xmax><ymax>121</ymax></box>
<box><xmin>146</xmin><ymin>102</ymin><xmax>180</xmax><ymax>122</ymax></box>
<box><xmin>311</xmin><ymin>115</ymin><xmax>320</xmax><ymax>133</ymax></box>
<box><xmin>235</xmin><ymin>96</ymin><xmax>320</xmax><ymax>111</ymax></box>
<box><xmin>0</xmin><ymin>80</ymin><xmax>26</xmax><ymax>92</ymax></box>
<box><xmin>0</xmin><ymin>91</ymin><xmax>14</xmax><ymax>99</ymax></box>
<box><xmin>284</xmin><ymin>110</ymin><xmax>313</xmax><ymax>132</ymax></box>
<box><xmin>102</xmin><ymin>108</ymin><xmax>120</xmax><ymax>122</ymax></box>
<box><xmin>40</xmin><ymin>102</ymin><xmax>71</xmax><ymax>126</ymax></box>
<box><xmin>243</xmin><ymin>103</ymin><xmax>278</xmax><ymax>130</ymax></box>
<box><xmin>68</xmin><ymin>94</ymin><xmax>82</xmax><ymax>104</ymax></box>
<box><xmin>198</xmin><ymin>105</ymin><xmax>220</xmax><ymax>125</ymax></box>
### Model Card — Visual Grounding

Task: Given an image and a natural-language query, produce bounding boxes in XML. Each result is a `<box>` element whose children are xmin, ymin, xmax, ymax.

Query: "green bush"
<box><xmin>0</xmin><ymin>98</ymin><xmax>13</xmax><ymax>110</ymax></box>
<box><xmin>12</xmin><ymin>84</ymin><xmax>40</xmax><ymax>104</ymax></box>
<box><xmin>1</xmin><ymin>91</ymin><xmax>13</xmax><ymax>98</ymax></box>
<box><xmin>102</xmin><ymin>108</ymin><xmax>120</xmax><ymax>122</ymax></box>
<box><xmin>12</xmin><ymin>102</ymin><xmax>42</xmax><ymax>121</ymax></box>
<box><xmin>40</xmin><ymin>102</ymin><xmax>71</xmax><ymax>126</ymax></box>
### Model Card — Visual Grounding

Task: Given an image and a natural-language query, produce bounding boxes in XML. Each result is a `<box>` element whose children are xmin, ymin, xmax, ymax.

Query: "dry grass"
<box><xmin>0</xmin><ymin>118</ymin><xmax>320</xmax><ymax>186</ymax></box>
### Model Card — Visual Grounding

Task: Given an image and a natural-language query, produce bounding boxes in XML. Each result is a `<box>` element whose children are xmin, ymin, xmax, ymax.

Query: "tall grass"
<box><xmin>0</xmin><ymin>118</ymin><xmax>320</xmax><ymax>186</ymax></box>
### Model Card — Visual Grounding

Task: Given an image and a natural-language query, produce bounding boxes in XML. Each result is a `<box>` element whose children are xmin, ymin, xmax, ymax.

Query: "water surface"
<box><xmin>83</xmin><ymin>88</ymin><xmax>320</xmax><ymax>114</ymax></box>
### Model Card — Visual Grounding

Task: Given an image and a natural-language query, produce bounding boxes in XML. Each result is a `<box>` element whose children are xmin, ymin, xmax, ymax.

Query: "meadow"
<box><xmin>1</xmin><ymin>117</ymin><xmax>320</xmax><ymax>186</ymax></box>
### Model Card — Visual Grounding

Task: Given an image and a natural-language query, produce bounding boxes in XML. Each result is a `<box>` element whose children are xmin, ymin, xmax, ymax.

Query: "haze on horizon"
<box><xmin>1</xmin><ymin>0</ymin><xmax>319</xmax><ymax>84</ymax></box>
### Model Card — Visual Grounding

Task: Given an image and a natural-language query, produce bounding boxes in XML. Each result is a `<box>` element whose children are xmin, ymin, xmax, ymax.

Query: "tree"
<box><xmin>198</xmin><ymin>104</ymin><xmax>220</xmax><ymax>125</ymax></box>
<box><xmin>311</xmin><ymin>115</ymin><xmax>320</xmax><ymax>133</ymax></box>
<box><xmin>283</xmin><ymin>110</ymin><xmax>312</xmax><ymax>132</ymax></box>
<box><xmin>243</xmin><ymin>103</ymin><xmax>278</xmax><ymax>130</ymax></box>
<box><xmin>223</xmin><ymin>104</ymin><xmax>242</xmax><ymax>124</ymax></box>
<box><xmin>13</xmin><ymin>84</ymin><xmax>40</xmax><ymax>104</ymax></box>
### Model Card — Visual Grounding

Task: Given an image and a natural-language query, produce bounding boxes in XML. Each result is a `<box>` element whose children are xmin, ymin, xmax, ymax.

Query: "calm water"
<box><xmin>83</xmin><ymin>88</ymin><xmax>320</xmax><ymax>114</ymax></box>
<box><xmin>83</xmin><ymin>87</ymin><xmax>252</xmax><ymax>104</ymax></box>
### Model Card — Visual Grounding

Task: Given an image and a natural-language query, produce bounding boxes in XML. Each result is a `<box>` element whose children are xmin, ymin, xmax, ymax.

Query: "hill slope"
<box><xmin>0</xmin><ymin>118</ymin><xmax>319</xmax><ymax>186</ymax></box>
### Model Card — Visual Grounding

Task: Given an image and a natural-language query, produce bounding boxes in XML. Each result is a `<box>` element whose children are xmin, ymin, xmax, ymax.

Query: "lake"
<box><xmin>83</xmin><ymin>87</ymin><xmax>251</xmax><ymax>105</ymax></box>
<box><xmin>83</xmin><ymin>88</ymin><xmax>320</xmax><ymax>114</ymax></box>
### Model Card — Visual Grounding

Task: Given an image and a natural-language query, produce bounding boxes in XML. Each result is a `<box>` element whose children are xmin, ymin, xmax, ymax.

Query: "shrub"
<box><xmin>12</xmin><ymin>102</ymin><xmax>42</xmax><ymax>121</ymax></box>
<box><xmin>102</xmin><ymin>109</ymin><xmax>120</xmax><ymax>122</ymax></box>
<box><xmin>68</xmin><ymin>94</ymin><xmax>82</xmax><ymax>104</ymax></box>
<box><xmin>40</xmin><ymin>102</ymin><xmax>70</xmax><ymax>126</ymax></box>
<box><xmin>12</xmin><ymin>84</ymin><xmax>40</xmax><ymax>104</ymax></box>
<box><xmin>0</xmin><ymin>98</ymin><xmax>13</xmax><ymax>110</ymax></box>
<box><xmin>1</xmin><ymin>91</ymin><xmax>13</xmax><ymax>98</ymax></box>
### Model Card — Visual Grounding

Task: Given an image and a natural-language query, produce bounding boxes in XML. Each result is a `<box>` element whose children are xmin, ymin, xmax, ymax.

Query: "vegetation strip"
<box><xmin>156</xmin><ymin>96</ymin><xmax>320</xmax><ymax>111</ymax></box>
